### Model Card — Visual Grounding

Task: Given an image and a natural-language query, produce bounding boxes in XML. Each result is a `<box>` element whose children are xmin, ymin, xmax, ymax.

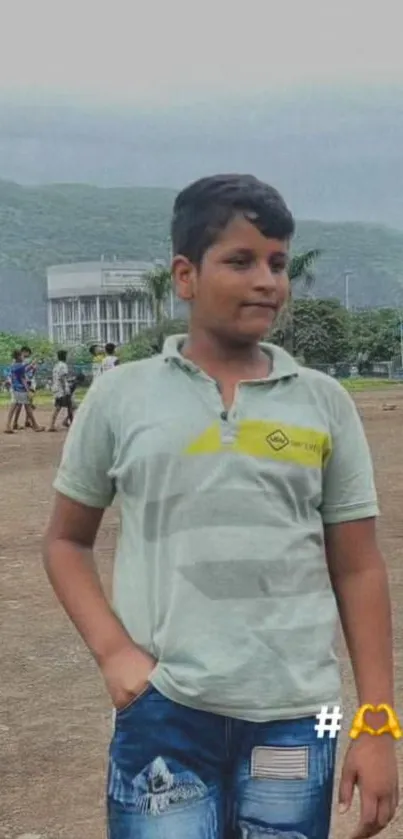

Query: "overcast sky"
<box><xmin>1</xmin><ymin>0</ymin><xmax>403</xmax><ymax>105</ymax></box>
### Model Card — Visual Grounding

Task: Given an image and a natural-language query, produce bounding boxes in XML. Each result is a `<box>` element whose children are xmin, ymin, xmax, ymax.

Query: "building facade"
<box><xmin>47</xmin><ymin>260</ymin><xmax>182</xmax><ymax>345</ymax></box>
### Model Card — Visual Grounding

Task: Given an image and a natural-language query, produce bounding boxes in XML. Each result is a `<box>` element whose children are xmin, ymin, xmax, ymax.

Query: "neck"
<box><xmin>182</xmin><ymin>327</ymin><xmax>269</xmax><ymax>374</ymax></box>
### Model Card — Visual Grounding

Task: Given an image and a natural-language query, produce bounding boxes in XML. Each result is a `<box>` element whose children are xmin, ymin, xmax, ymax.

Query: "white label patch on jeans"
<box><xmin>251</xmin><ymin>746</ymin><xmax>309</xmax><ymax>780</ymax></box>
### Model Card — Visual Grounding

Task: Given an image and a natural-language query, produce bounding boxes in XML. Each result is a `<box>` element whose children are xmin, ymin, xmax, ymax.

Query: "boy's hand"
<box><xmin>339</xmin><ymin>736</ymin><xmax>399</xmax><ymax>837</ymax></box>
<box><xmin>100</xmin><ymin>643</ymin><xmax>157</xmax><ymax>711</ymax></box>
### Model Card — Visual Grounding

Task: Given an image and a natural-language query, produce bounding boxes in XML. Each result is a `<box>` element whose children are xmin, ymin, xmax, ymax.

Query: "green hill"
<box><xmin>1</xmin><ymin>180</ymin><xmax>403</xmax><ymax>317</ymax></box>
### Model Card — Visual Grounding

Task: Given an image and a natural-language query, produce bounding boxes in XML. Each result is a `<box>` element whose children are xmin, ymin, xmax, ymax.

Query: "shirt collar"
<box><xmin>162</xmin><ymin>334</ymin><xmax>299</xmax><ymax>382</ymax></box>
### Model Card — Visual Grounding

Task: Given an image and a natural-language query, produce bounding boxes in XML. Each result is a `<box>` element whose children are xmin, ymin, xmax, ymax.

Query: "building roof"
<box><xmin>47</xmin><ymin>259</ymin><xmax>157</xmax><ymax>275</ymax></box>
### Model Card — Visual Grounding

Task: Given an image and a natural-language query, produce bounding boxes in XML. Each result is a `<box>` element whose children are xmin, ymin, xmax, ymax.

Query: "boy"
<box><xmin>89</xmin><ymin>343</ymin><xmax>105</xmax><ymax>381</ymax></box>
<box><xmin>48</xmin><ymin>350</ymin><xmax>74</xmax><ymax>432</ymax></box>
<box><xmin>100</xmin><ymin>342</ymin><xmax>119</xmax><ymax>373</ymax></box>
<box><xmin>5</xmin><ymin>349</ymin><xmax>43</xmax><ymax>434</ymax></box>
<box><xmin>44</xmin><ymin>175</ymin><xmax>398</xmax><ymax>839</ymax></box>
<box><xmin>65</xmin><ymin>371</ymin><xmax>85</xmax><ymax>424</ymax></box>
<box><xmin>17</xmin><ymin>345</ymin><xmax>37</xmax><ymax>429</ymax></box>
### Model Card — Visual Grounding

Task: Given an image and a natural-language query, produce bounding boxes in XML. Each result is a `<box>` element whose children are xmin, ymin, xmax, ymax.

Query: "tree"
<box><xmin>293</xmin><ymin>299</ymin><xmax>351</xmax><ymax>365</ymax></box>
<box><xmin>349</xmin><ymin>308</ymin><xmax>401</xmax><ymax>361</ymax></box>
<box><xmin>123</xmin><ymin>266</ymin><xmax>173</xmax><ymax>326</ymax></box>
<box><xmin>119</xmin><ymin>319</ymin><xmax>188</xmax><ymax>362</ymax></box>
<box><xmin>0</xmin><ymin>332</ymin><xmax>55</xmax><ymax>365</ymax></box>
<box><xmin>282</xmin><ymin>249</ymin><xmax>321</xmax><ymax>354</ymax></box>
<box><xmin>122</xmin><ymin>266</ymin><xmax>173</xmax><ymax>352</ymax></box>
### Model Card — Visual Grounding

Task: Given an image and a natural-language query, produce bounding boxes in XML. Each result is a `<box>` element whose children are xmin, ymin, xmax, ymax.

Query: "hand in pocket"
<box><xmin>100</xmin><ymin>643</ymin><xmax>156</xmax><ymax>711</ymax></box>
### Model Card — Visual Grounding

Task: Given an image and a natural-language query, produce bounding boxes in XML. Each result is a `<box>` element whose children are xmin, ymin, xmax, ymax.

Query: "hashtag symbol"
<box><xmin>314</xmin><ymin>705</ymin><xmax>343</xmax><ymax>738</ymax></box>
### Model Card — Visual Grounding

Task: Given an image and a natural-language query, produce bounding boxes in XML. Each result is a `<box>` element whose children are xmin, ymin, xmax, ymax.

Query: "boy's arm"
<box><xmin>321</xmin><ymin>385</ymin><xmax>398</xmax><ymax>838</ymax></box>
<box><xmin>325</xmin><ymin>517</ymin><xmax>394</xmax><ymax>708</ymax></box>
<box><xmin>43</xmin><ymin>378</ymin><xmax>155</xmax><ymax>710</ymax></box>
<box><xmin>45</xmin><ymin>494</ymin><xmax>128</xmax><ymax>660</ymax></box>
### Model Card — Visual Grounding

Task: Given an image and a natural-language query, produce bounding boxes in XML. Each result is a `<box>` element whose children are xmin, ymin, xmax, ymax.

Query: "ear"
<box><xmin>171</xmin><ymin>255</ymin><xmax>197</xmax><ymax>302</ymax></box>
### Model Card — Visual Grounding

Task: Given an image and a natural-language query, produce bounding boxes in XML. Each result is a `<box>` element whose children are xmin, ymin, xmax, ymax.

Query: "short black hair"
<box><xmin>57</xmin><ymin>349</ymin><xmax>67</xmax><ymax>362</ymax></box>
<box><xmin>171</xmin><ymin>174</ymin><xmax>295</xmax><ymax>266</ymax></box>
<box><xmin>12</xmin><ymin>349</ymin><xmax>22</xmax><ymax>361</ymax></box>
<box><xmin>21</xmin><ymin>345</ymin><xmax>32</xmax><ymax>354</ymax></box>
<box><xmin>89</xmin><ymin>344</ymin><xmax>98</xmax><ymax>356</ymax></box>
<box><xmin>105</xmin><ymin>343</ymin><xmax>116</xmax><ymax>355</ymax></box>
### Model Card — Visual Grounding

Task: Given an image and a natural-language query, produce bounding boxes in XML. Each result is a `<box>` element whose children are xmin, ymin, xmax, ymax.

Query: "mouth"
<box><xmin>242</xmin><ymin>302</ymin><xmax>277</xmax><ymax>311</ymax></box>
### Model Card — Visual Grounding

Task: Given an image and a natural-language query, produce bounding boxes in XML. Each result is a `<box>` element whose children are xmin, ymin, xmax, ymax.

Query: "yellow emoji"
<box><xmin>349</xmin><ymin>704</ymin><xmax>402</xmax><ymax>740</ymax></box>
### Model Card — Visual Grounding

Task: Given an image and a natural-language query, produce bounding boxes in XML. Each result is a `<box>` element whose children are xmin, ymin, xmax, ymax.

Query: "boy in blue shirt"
<box><xmin>5</xmin><ymin>349</ymin><xmax>43</xmax><ymax>433</ymax></box>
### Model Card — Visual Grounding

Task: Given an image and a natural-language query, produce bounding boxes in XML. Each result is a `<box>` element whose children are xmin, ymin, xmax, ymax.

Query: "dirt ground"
<box><xmin>1</xmin><ymin>390</ymin><xmax>403</xmax><ymax>839</ymax></box>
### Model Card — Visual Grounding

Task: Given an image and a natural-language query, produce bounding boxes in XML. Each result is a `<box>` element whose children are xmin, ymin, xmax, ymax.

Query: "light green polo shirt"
<box><xmin>54</xmin><ymin>335</ymin><xmax>378</xmax><ymax>722</ymax></box>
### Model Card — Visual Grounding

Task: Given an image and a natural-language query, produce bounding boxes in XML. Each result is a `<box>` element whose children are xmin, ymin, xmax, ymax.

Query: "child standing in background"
<box><xmin>5</xmin><ymin>349</ymin><xmax>43</xmax><ymax>434</ymax></box>
<box><xmin>48</xmin><ymin>350</ymin><xmax>74</xmax><ymax>432</ymax></box>
<box><xmin>100</xmin><ymin>343</ymin><xmax>119</xmax><ymax>372</ymax></box>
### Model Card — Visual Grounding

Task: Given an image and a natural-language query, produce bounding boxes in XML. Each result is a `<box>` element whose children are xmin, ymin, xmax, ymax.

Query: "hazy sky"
<box><xmin>1</xmin><ymin>0</ymin><xmax>403</xmax><ymax>105</ymax></box>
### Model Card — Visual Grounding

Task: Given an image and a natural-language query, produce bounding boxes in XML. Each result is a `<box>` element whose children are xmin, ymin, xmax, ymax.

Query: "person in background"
<box><xmin>48</xmin><ymin>350</ymin><xmax>74</xmax><ymax>432</ymax></box>
<box><xmin>100</xmin><ymin>343</ymin><xmax>119</xmax><ymax>373</ymax></box>
<box><xmin>60</xmin><ymin>371</ymin><xmax>86</xmax><ymax>428</ymax></box>
<box><xmin>5</xmin><ymin>349</ymin><xmax>44</xmax><ymax>434</ymax></box>
<box><xmin>89</xmin><ymin>344</ymin><xmax>104</xmax><ymax>381</ymax></box>
<box><xmin>16</xmin><ymin>345</ymin><xmax>37</xmax><ymax>429</ymax></box>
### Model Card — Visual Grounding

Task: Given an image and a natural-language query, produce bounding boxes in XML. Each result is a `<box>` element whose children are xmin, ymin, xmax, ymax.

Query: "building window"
<box><xmin>121</xmin><ymin>298</ymin><xmax>133</xmax><ymax>320</ymax></box>
<box><xmin>109</xmin><ymin>323</ymin><xmax>120</xmax><ymax>344</ymax></box>
<box><xmin>65</xmin><ymin>324</ymin><xmax>79</xmax><ymax>344</ymax></box>
<box><xmin>100</xmin><ymin>322</ymin><xmax>108</xmax><ymax>343</ymax></box>
<box><xmin>137</xmin><ymin>297</ymin><xmax>150</xmax><ymax>320</ymax></box>
<box><xmin>122</xmin><ymin>322</ymin><xmax>134</xmax><ymax>342</ymax></box>
<box><xmin>53</xmin><ymin>325</ymin><xmax>64</xmax><ymax>344</ymax></box>
<box><xmin>52</xmin><ymin>300</ymin><xmax>63</xmax><ymax>324</ymax></box>
<box><xmin>80</xmin><ymin>298</ymin><xmax>97</xmax><ymax>322</ymax></box>
<box><xmin>99</xmin><ymin>297</ymin><xmax>107</xmax><ymax>320</ymax></box>
<box><xmin>107</xmin><ymin>297</ymin><xmax>119</xmax><ymax>320</ymax></box>
<box><xmin>64</xmin><ymin>299</ymin><xmax>79</xmax><ymax>322</ymax></box>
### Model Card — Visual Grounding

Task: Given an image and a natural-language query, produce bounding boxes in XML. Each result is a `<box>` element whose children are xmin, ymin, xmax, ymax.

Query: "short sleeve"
<box><xmin>53</xmin><ymin>377</ymin><xmax>115</xmax><ymax>508</ymax></box>
<box><xmin>321</xmin><ymin>385</ymin><xmax>379</xmax><ymax>524</ymax></box>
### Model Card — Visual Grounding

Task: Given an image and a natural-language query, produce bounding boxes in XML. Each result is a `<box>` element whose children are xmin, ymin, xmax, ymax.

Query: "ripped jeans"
<box><xmin>107</xmin><ymin>686</ymin><xmax>337</xmax><ymax>839</ymax></box>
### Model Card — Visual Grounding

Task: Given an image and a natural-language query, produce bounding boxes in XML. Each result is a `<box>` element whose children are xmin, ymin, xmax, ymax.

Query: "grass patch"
<box><xmin>0</xmin><ymin>388</ymin><xmax>87</xmax><ymax>407</ymax></box>
<box><xmin>0</xmin><ymin>379</ymin><xmax>401</xmax><ymax>407</ymax></box>
<box><xmin>342</xmin><ymin>378</ymin><xmax>403</xmax><ymax>392</ymax></box>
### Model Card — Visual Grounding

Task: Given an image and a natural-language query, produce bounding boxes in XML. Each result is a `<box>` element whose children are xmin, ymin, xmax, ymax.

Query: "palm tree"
<box><xmin>122</xmin><ymin>265</ymin><xmax>173</xmax><ymax>351</ymax></box>
<box><xmin>123</xmin><ymin>266</ymin><xmax>172</xmax><ymax>327</ymax></box>
<box><xmin>289</xmin><ymin>249</ymin><xmax>320</xmax><ymax>288</ymax></box>
<box><xmin>283</xmin><ymin>249</ymin><xmax>321</xmax><ymax>354</ymax></box>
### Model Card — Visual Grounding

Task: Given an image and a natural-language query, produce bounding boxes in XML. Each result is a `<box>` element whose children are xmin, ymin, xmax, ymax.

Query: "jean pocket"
<box><xmin>115</xmin><ymin>683</ymin><xmax>155</xmax><ymax>718</ymax></box>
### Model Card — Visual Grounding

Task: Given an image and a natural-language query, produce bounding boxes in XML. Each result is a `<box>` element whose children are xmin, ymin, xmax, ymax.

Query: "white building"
<box><xmin>47</xmin><ymin>260</ymin><xmax>180</xmax><ymax>345</ymax></box>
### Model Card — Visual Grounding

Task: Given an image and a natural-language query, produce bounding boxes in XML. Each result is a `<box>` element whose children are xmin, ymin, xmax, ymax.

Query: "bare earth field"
<box><xmin>1</xmin><ymin>390</ymin><xmax>402</xmax><ymax>839</ymax></box>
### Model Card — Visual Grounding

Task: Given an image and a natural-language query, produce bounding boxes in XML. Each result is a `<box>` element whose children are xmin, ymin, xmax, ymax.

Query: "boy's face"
<box><xmin>21</xmin><ymin>350</ymin><xmax>30</xmax><ymax>359</ymax></box>
<box><xmin>173</xmin><ymin>216</ymin><xmax>290</xmax><ymax>344</ymax></box>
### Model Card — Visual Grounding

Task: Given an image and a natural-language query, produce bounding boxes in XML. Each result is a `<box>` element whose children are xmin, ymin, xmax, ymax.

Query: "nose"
<box><xmin>252</xmin><ymin>262</ymin><xmax>278</xmax><ymax>293</ymax></box>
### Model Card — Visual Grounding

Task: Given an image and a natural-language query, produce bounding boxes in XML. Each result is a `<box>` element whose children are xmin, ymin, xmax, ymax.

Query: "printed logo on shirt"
<box><xmin>266</xmin><ymin>429</ymin><xmax>290</xmax><ymax>451</ymax></box>
<box><xmin>184</xmin><ymin>420</ymin><xmax>332</xmax><ymax>468</ymax></box>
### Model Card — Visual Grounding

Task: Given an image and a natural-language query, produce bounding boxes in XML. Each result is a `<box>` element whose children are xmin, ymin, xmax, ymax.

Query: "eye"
<box><xmin>226</xmin><ymin>254</ymin><xmax>254</xmax><ymax>269</ymax></box>
<box><xmin>271</xmin><ymin>261</ymin><xmax>287</xmax><ymax>275</ymax></box>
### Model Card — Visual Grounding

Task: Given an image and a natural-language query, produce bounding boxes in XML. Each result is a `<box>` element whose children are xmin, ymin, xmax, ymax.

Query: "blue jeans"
<box><xmin>107</xmin><ymin>686</ymin><xmax>337</xmax><ymax>838</ymax></box>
